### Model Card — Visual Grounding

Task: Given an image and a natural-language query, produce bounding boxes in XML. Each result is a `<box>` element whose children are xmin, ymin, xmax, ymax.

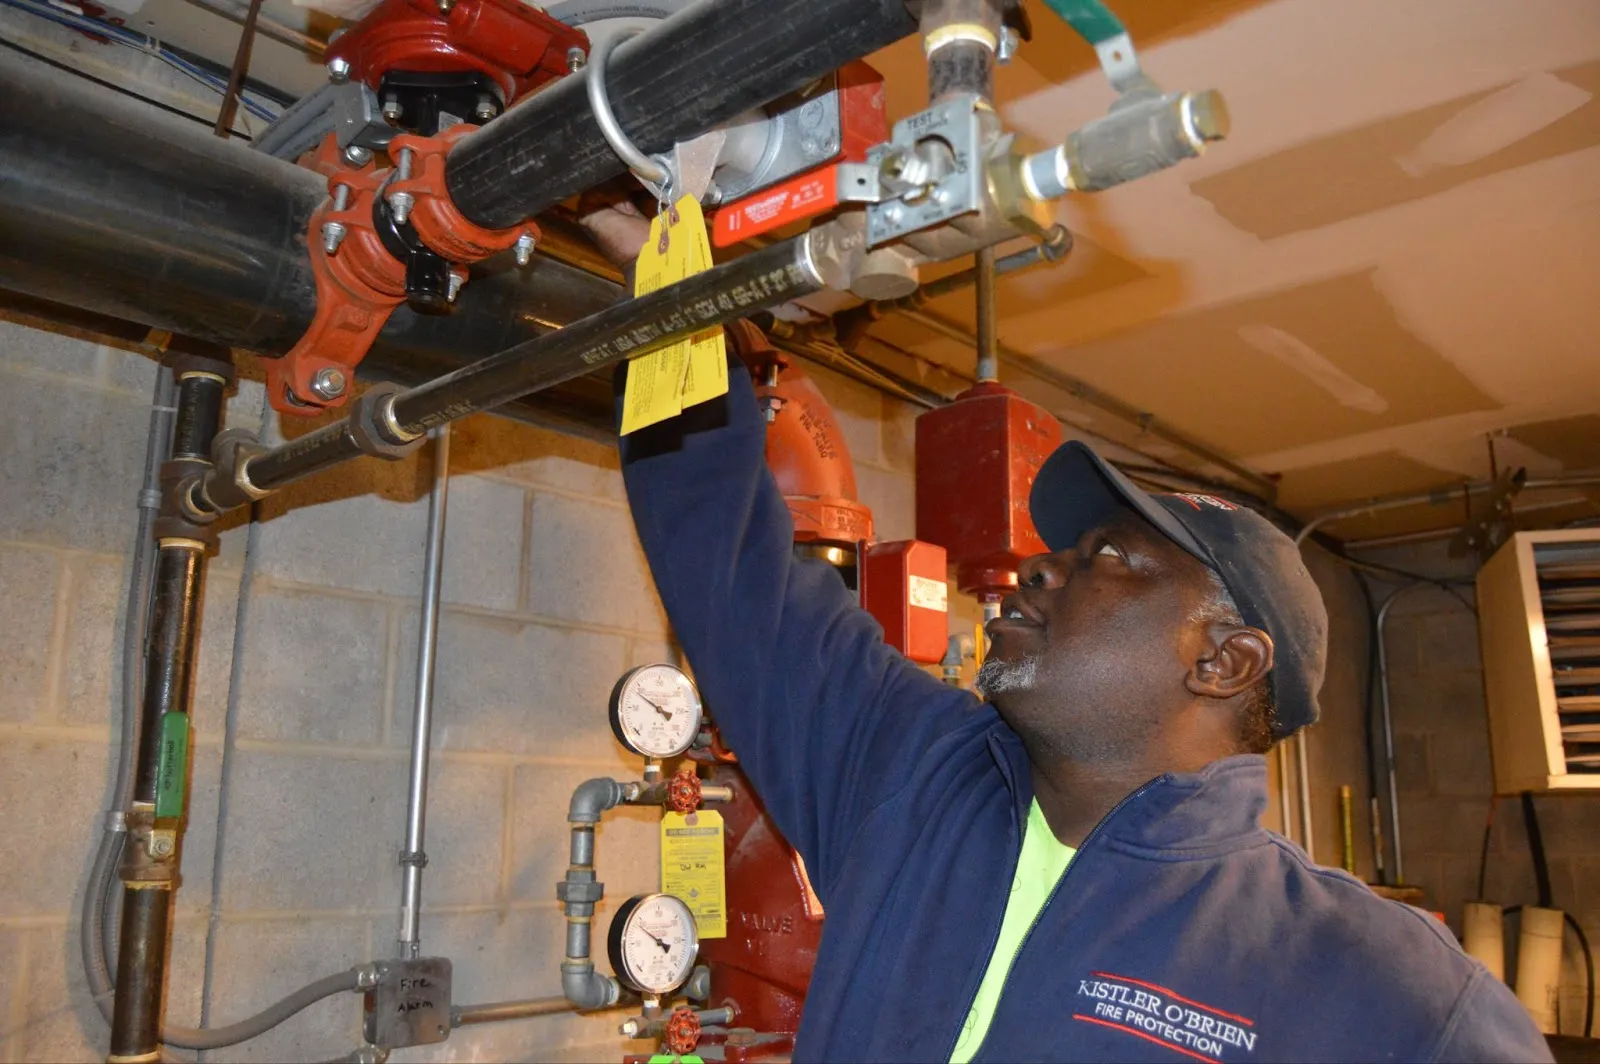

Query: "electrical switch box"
<box><xmin>363</xmin><ymin>957</ymin><xmax>453</xmax><ymax>1050</ymax></box>
<box><xmin>1477</xmin><ymin>530</ymin><xmax>1600</xmax><ymax>793</ymax></box>
<box><xmin>861</xmin><ymin>539</ymin><xmax>949</xmax><ymax>665</ymax></box>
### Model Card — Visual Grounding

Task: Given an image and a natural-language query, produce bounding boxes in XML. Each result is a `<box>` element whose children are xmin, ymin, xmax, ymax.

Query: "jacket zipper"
<box><xmin>948</xmin><ymin>775</ymin><xmax>1169</xmax><ymax>1064</ymax></box>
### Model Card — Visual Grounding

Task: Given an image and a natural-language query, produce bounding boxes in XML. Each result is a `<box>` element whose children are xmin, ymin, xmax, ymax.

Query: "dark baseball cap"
<box><xmin>1028</xmin><ymin>441</ymin><xmax>1328</xmax><ymax>737</ymax></box>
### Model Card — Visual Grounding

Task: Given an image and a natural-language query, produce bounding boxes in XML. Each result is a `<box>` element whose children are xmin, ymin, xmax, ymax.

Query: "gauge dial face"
<box><xmin>608</xmin><ymin>664</ymin><xmax>703</xmax><ymax>758</ymax></box>
<box><xmin>609</xmin><ymin>893</ymin><xmax>699</xmax><ymax>994</ymax></box>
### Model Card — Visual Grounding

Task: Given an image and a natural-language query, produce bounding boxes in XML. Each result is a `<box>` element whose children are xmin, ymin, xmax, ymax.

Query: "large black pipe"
<box><xmin>0</xmin><ymin>47</ymin><xmax>619</xmax><ymax>365</ymax></box>
<box><xmin>444</xmin><ymin>0</ymin><xmax>919</xmax><ymax>229</ymax></box>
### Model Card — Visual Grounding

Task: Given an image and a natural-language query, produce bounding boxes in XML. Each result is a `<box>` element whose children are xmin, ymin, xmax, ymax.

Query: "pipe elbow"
<box><xmin>568</xmin><ymin>778</ymin><xmax>624</xmax><ymax>824</ymax></box>
<box><xmin>560</xmin><ymin>964</ymin><xmax>619</xmax><ymax>1012</ymax></box>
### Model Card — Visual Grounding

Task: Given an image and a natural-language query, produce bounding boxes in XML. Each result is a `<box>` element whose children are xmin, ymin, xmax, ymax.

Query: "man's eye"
<box><xmin>1096</xmin><ymin>541</ymin><xmax>1121</xmax><ymax>559</ymax></box>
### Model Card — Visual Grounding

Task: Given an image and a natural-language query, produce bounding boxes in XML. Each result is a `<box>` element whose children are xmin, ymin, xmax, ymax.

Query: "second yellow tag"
<box><xmin>660</xmin><ymin>809</ymin><xmax>726</xmax><ymax>939</ymax></box>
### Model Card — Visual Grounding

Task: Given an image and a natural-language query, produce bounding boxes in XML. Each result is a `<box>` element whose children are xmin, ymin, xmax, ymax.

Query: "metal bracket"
<box><xmin>865</xmin><ymin>95</ymin><xmax>984</xmax><ymax>248</ymax></box>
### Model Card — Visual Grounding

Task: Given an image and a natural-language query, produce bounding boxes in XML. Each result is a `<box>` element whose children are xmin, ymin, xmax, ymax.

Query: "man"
<box><xmin>585</xmin><ymin>205</ymin><xmax>1550</xmax><ymax>1062</ymax></box>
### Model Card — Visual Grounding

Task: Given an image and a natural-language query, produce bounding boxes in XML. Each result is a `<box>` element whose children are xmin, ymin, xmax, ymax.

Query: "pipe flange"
<box><xmin>387</xmin><ymin>127</ymin><xmax>540</xmax><ymax>265</ymax></box>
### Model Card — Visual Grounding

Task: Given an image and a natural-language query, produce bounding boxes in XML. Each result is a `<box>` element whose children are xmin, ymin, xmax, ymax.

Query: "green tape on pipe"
<box><xmin>155</xmin><ymin>712</ymin><xmax>190</xmax><ymax>820</ymax></box>
<box><xmin>1039</xmin><ymin>0</ymin><xmax>1126</xmax><ymax>45</ymax></box>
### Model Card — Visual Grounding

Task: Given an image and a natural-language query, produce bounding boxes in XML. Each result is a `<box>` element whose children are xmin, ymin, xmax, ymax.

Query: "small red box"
<box><xmin>861</xmin><ymin>539</ymin><xmax>949</xmax><ymax>665</ymax></box>
<box><xmin>914</xmin><ymin>383</ymin><xmax>1062</xmax><ymax>602</ymax></box>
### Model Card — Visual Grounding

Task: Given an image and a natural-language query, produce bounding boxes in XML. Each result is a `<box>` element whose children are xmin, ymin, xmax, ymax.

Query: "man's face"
<box><xmin>978</xmin><ymin>510</ymin><xmax>1221</xmax><ymax>760</ymax></box>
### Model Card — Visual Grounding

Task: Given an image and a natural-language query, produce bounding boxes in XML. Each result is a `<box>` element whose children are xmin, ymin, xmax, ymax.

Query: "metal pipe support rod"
<box><xmin>1295</xmin><ymin>472</ymin><xmax>1600</xmax><ymax>546</ymax></box>
<box><xmin>1374</xmin><ymin>586</ymin><xmax>1423</xmax><ymax>885</ymax></box>
<box><xmin>397</xmin><ymin>426</ymin><xmax>450</xmax><ymax>958</ymax></box>
<box><xmin>974</xmin><ymin>245</ymin><xmax>998</xmax><ymax>383</ymax></box>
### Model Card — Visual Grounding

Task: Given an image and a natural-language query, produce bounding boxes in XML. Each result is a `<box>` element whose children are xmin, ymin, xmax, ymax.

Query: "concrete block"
<box><xmin>253</xmin><ymin>443</ymin><xmax>427</xmax><ymax>598</ymax></box>
<box><xmin>406</xmin><ymin>908</ymin><xmax>560</xmax><ymax>1008</ymax></box>
<box><xmin>0</xmin><ymin>544</ymin><xmax>60</xmax><ymax>722</ymax></box>
<box><xmin>410</xmin><ymin>761</ymin><xmax>507</xmax><ymax>908</ymax></box>
<box><xmin>0</xmin><ymin>928</ymin><xmax>19</xmax><ymax>1059</ymax></box>
<box><xmin>879</xmin><ymin>395</ymin><xmax>920</xmax><ymax>475</ymax></box>
<box><xmin>440</xmin><ymin>475</ymin><xmax>525</xmax><ymax>612</ymax></box>
<box><xmin>1414</xmin><ymin>609</ymin><xmax>1483</xmax><ymax>673</ymax></box>
<box><xmin>216</xmin><ymin>749</ymin><xmax>404</xmax><ymax>913</ymax></box>
<box><xmin>1392</xmin><ymin>732</ymin><xmax>1433</xmax><ymax>797</ymax></box>
<box><xmin>98</xmin><ymin>343</ymin><xmax>159</xmax><ymax>395</ymax></box>
<box><xmin>179</xmin><ymin>743</ymin><xmax>226</xmax><ymax>906</ymax></box>
<box><xmin>225</xmin><ymin>376</ymin><xmax>269</xmax><ymax>434</ymax></box>
<box><xmin>61</xmin><ymin>554</ymin><xmax>122</xmax><ymax>728</ymax></box>
<box><xmin>449</xmin><ymin>412</ymin><xmax>623</xmax><ymax>502</ymax></box>
<box><xmin>0</xmin><ymin>739</ymin><xmax>110</xmax><ymax>918</ymax></box>
<box><xmin>429</xmin><ymin>611</ymin><xmax>628</xmax><ymax>757</ymax></box>
<box><xmin>232</xmin><ymin>586</ymin><xmax>388</xmax><ymax>746</ymax></box>
<box><xmin>510</xmin><ymin>765</ymin><xmax>660</xmax><ymax>903</ymax></box>
<box><xmin>192</xmin><ymin>565</ymin><xmax>244</xmax><ymax>733</ymax></box>
<box><xmin>853</xmin><ymin>464</ymin><xmax>916</xmax><ymax>543</ymax></box>
<box><xmin>203</xmin><ymin>916</ymin><xmax>369</xmax><ymax>1063</ymax></box>
<box><xmin>0</xmin><ymin>319</ymin><xmax>103</xmax><ymax>378</ymax></box>
<box><xmin>806</xmin><ymin>363</ymin><xmax>885</xmax><ymax>470</ymax></box>
<box><xmin>14</xmin><ymin>925</ymin><xmax>100</xmax><ymax>1064</ymax></box>
<box><xmin>524</xmin><ymin>493</ymin><xmax>666</xmax><ymax>636</ymax></box>
<box><xmin>1429</xmin><ymin>721</ymin><xmax>1494</xmax><ymax>798</ymax></box>
<box><xmin>0</xmin><ymin>377</ymin><xmax>146</xmax><ymax>554</ymax></box>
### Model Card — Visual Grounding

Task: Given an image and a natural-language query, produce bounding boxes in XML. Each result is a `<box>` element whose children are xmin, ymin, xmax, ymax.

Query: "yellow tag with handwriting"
<box><xmin>660</xmin><ymin>809</ymin><xmax>726</xmax><ymax>939</ymax></box>
<box><xmin>675</xmin><ymin>198</ymin><xmax>728</xmax><ymax>410</ymax></box>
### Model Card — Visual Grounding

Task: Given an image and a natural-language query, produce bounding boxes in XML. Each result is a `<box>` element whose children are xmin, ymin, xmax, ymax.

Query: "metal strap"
<box><xmin>585</xmin><ymin>29</ymin><xmax>673</xmax><ymax>191</ymax></box>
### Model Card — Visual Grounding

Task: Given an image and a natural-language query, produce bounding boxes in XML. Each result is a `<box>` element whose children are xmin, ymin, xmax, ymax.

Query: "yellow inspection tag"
<box><xmin>675</xmin><ymin>198</ymin><xmax>727</xmax><ymax>410</ymax></box>
<box><xmin>619</xmin><ymin>197</ymin><xmax>726</xmax><ymax>434</ymax></box>
<box><xmin>661</xmin><ymin>809</ymin><xmax>726</xmax><ymax>939</ymax></box>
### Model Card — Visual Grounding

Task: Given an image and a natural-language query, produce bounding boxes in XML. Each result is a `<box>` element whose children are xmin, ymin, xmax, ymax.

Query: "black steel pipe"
<box><xmin>109</xmin><ymin>888</ymin><xmax>171</xmax><ymax>1061</ymax></box>
<box><xmin>129</xmin><ymin>545</ymin><xmax>208</xmax><ymax>803</ymax></box>
<box><xmin>0</xmin><ymin>47</ymin><xmax>619</xmax><ymax>368</ymax></box>
<box><xmin>238</xmin><ymin>235</ymin><xmax>826</xmax><ymax>497</ymax></box>
<box><xmin>443</xmin><ymin>0</ymin><xmax>919</xmax><ymax>229</ymax></box>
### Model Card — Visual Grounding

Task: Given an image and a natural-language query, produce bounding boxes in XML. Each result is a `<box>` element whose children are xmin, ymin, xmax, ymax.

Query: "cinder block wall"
<box><xmin>1352</xmin><ymin>544</ymin><xmax>1598</xmax><ymax>1036</ymax></box>
<box><xmin>0</xmin><ymin>317</ymin><xmax>924</xmax><ymax>1062</ymax></box>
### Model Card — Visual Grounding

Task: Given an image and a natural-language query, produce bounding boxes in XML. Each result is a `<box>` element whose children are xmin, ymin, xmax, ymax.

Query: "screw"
<box><xmin>382</xmin><ymin>93</ymin><xmax>402</xmax><ymax>121</ymax></box>
<box><xmin>395</xmin><ymin>147</ymin><xmax>414</xmax><ymax>181</ymax></box>
<box><xmin>321</xmin><ymin>221</ymin><xmax>347</xmax><ymax>254</ymax></box>
<box><xmin>567</xmin><ymin>46</ymin><xmax>586</xmax><ymax>72</ymax></box>
<box><xmin>447</xmin><ymin>273</ymin><xmax>464</xmax><ymax>303</ymax></box>
<box><xmin>326</xmin><ymin>57</ymin><xmax>351</xmax><ymax>84</ymax></box>
<box><xmin>514</xmin><ymin>232</ymin><xmax>536</xmax><ymax>267</ymax></box>
<box><xmin>389</xmin><ymin>191</ymin><xmax>414</xmax><ymax>224</ymax></box>
<box><xmin>801</xmin><ymin>136</ymin><xmax>818</xmax><ymax>157</ymax></box>
<box><xmin>148</xmin><ymin>835</ymin><xmax>174</xmax><ymax>858</ymax></box>
<box><xmin>310</xmin><ymin>367</ymin><xmax>347</xmax><ymax>400</ymax></box>
<box><xmin>343</xmin><ymin>144</ymin><xmax>373</xmax><ymax>166</ymax></box>
<box><xmin>474</xmin><ymin>94</ymin><xmax>496</xmax><ymax>123</ymax></box>
<box><xmin>331</xmin><ymin>184</ymin><xmax>351</xmax><ymax>212</ymax></box>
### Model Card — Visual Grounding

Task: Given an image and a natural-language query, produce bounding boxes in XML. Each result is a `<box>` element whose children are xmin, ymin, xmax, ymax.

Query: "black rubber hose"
<box><xmin>1564</xmin><ymin>912</ymin><xmax>1594</xmax><ymax>1039</ymax></box>
<box><xmin>1521</xmin><ymin>792</ymin><xmax>1554</xmax><ymax>910</ymax></box>
<box><xmin>443</xmin><ymin>0</ymin><xmax>919</xmax><ymax>229</ymax></box>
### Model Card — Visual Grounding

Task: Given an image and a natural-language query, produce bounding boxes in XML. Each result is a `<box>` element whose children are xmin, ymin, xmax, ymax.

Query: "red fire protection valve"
<box><xmin>666</xmin><ymin>767</ymin><xmax>703</xmax><ymax>814</ymax></box>
<box><xmin>914</xmin><ymin>382</ymin><xmax>1063</xmax><ymax>604</ymax></box>
<box><xmin>664</xmin><ymin>1007</ymin><xmax>702</xmax><ymax>1056</ymax></box>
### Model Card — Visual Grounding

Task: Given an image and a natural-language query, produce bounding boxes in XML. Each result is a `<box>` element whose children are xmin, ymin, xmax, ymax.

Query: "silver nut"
<box><xmin>389</xmin><ymin>191</ymin><xmax>414</xmax><ymax>225</ymax></box>
<box><xmin>514</xmin><ymin>232</ymin><xmax>536</xmax><ymax>267</ymax></box>
<box><xmin>474</xmin><ymin>94</ymin><xmax>496</xmax><ymax>122</ymax></box>
<box><xmin>321</xmin><ymin>221</ymin><xmax>347</xmax><ymax>255</ymax></box>
<box><xmin>343</xmin><ymin>145</ymin><xmax>373</xmax><ymax>167</ymax></box>
<box><xmin>567</xmin><ymin>46</ymin><xmax>586</xmax><ymax>72</ymax></box>
<box><xmin>447</xmin><ymin>273</ymin><xmax>464</xmax><ymax>303</ymax></box>
<box><xmin>148</xmin><ymin>834</ymin><xmax>174</xmax><ymax>858</ymax></box>
<box><xmin>619</xmin><ymin>1019</ymin><xmax>641</xmax><ymax>1038</ymax></box>
<box><xmin>437</xmin><ymin>0</ymin><xmax>454</xmax><ymax>11</ymax></box>
<box><xmin>311</xmin><ymin>367</ymin><xmax>348</xmax><ymax>401</ymax></box>
<box><xmin>382</xmin><ymin>95</ymin><xmax>402</xmax><ymax>121</ymax></box>
<box><xmin>998</xmin><ymin>24</ymin><xmax>1020</xmax><ymax>64</ymax></box>
<box><xmin>356</xmin><ymin>963</ymin><xmax>383</xmax><ymax>990</ymax></box>
<box><xmin>326</xmin><ymin>57</ymin><xmax>351</xmax><ymax>84</ymax></box>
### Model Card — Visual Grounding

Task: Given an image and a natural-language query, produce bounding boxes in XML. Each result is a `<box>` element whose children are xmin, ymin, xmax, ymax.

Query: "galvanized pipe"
<box><xmin>974</xmin><ymin>245</ymin><xmax>999</xmax><ymax>383</ymax></box>
<box><xmin>397</xmin><ymin>426</ymin><xmax>450</xmax><ymax>958</ymax></box>
<box><xmin>452</xmin><ymin>996</ymin><xmax>573</xmax><ymax>1027</ymax></box>
<box><xmin>1374</xmin><ymin>586</ymin><xmax>1423</xmax><ymax>885</ymax></box>
<box><xmin>1294</xmin><ymin>472</ymin><xmax>1600</xmax><ymax>546</ymax></box>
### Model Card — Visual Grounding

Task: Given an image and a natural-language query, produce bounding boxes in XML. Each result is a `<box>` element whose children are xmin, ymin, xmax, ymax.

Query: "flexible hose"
<box><xmin>83</xmin><ymin>366</ymin><xmax>176</xmax><ymax>1019</ymax></box>
<box><xmin>161</xmin><ymin>968</ymin><xmax>366</xmax><ymax>1050</ymax></box>
<box><xmin>251</xmin><ymin>82</ymin><xmax>340</xmax><ymax>160</ymax></box>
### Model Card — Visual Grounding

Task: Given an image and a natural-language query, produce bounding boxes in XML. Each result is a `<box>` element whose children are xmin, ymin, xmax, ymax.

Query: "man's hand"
<box><xmin>577</xmin><ymin>190</ymin><xmax>652</xmax><ymax>270</ymax></box>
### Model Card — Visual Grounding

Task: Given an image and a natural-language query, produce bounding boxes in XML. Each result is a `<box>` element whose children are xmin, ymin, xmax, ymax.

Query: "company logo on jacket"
<box><xmin>1075</xmin><ymin>971</ymin><xmax>1258</xmax><ymax>1061</ymax></box>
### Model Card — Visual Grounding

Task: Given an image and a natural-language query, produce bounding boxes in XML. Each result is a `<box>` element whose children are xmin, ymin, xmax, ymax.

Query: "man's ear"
<box><xmin>1186</xmin><ymin>626</ymin><xmax>1275</xmax><ymax>700</ymax></box>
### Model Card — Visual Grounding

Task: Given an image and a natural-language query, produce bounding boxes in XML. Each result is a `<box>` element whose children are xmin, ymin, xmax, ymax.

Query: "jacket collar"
<box><xmin>987</xmin><ymin>724</ymin><xmax>1270</xmax><ymax>857</ymax></box>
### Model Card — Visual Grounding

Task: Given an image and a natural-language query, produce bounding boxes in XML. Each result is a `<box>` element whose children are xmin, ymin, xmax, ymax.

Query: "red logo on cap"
<box><xmin>1168</xmin><ymin>493</ymin><xmax>1238</xmax><ymax>512</ymax></box>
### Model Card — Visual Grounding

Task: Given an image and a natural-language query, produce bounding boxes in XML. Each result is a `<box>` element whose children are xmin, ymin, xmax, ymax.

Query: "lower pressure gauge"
<box><xmin>608</xmin><ymin>893</ymin><xmax>699</xmax><ymax>995</ymax></box>
<box><xmin>609</xmin><ymin>663</ymin><xmax>703</xmax><ymax>759</ymax></box>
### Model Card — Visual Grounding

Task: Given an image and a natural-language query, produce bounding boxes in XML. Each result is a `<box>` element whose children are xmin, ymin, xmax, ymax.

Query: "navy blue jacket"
<box><xmin>619</xmin><ymin>362</ymin><xmax>1551</xmax><ymax>1063</ymax></box>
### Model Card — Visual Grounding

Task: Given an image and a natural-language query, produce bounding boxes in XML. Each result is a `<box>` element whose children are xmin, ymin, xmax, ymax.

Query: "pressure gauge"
<box><xmin>608</xmin><ymin>664</ymin><xmax>703</xmax><ymax>759</ymax></box>
<box><xmin>608</xmin><ymin>893</ymin><xmax>699</xmax><ymax>995</ymax></box>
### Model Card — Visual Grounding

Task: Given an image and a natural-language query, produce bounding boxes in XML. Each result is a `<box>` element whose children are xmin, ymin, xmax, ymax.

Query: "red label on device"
<box><xmin>712</xmin><ymin>166</ymin><xmax>841</xmax><ymax>248</ymax></box>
